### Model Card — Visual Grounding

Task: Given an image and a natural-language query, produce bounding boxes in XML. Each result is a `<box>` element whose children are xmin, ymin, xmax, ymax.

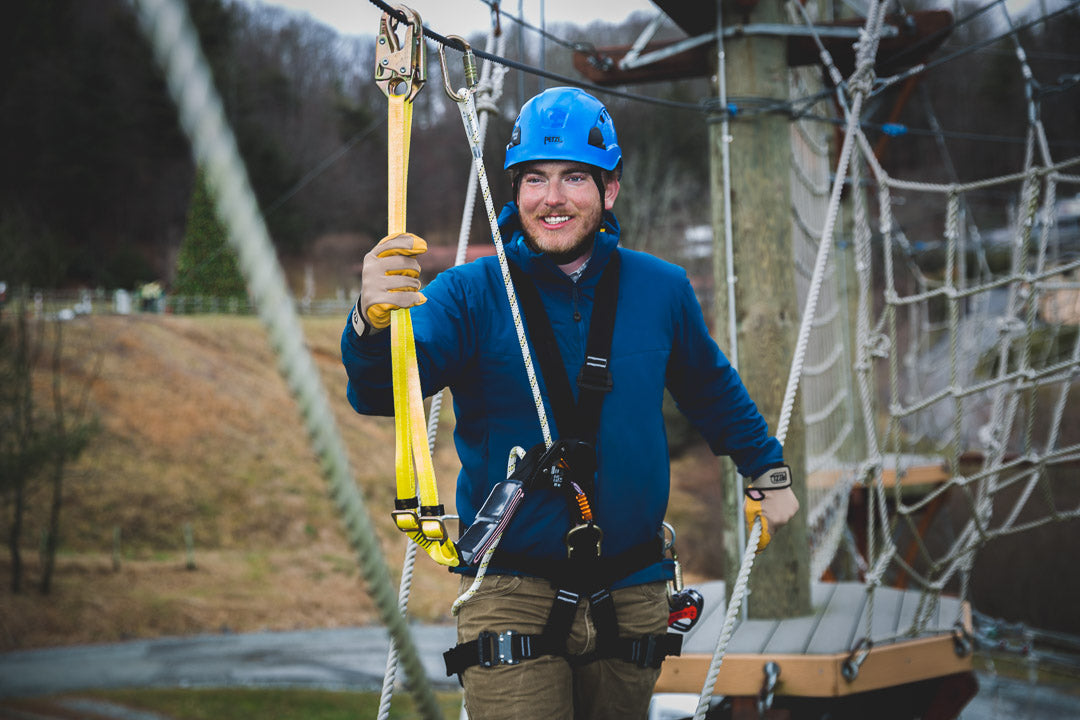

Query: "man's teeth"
<box><xmin>544</xmin><ymin>216</ymin><xmax>570</xmax><ymax>224</ymax></box>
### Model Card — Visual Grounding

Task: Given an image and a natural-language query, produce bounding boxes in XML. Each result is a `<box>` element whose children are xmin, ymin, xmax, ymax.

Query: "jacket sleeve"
<box><xmin>340</xmin><ymin>267</ymin><xmax>477</xmax><ymax>417</ymax></box>
<box><xmin>341</xmin><ymin>309</ymin><xmax>394</xmax><ymax>416</ymax></box>
<box><xmin>665</xmin><ymin>277</ymin><xmax>785</xmax><ymax>479</ymax></box>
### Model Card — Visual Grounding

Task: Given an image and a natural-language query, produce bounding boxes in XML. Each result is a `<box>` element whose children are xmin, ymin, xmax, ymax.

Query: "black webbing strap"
<box><xmin>442</xmin><ymin>629</ymin><xmax>681</xmax><ymax>675</ymax></box>
<box><xmin>491</xmin><ymin>535</ymin><xmax>664</xmax><ymax>593</ymax></box>
<box><xmin>574</xmin><ymin>251</ymin><xmax>620</xmax><ymax>439</ymax></box>
<box><xmin>506</xmin><ymin>252</ymin><xmax>621</xmax><ymax>441</ymax></box>
<box><xmin>443</xmin><ymin>585</ymin><xmax>682</xmax><ymax>677</ymax></box>
<box><xmin>541</xmin><ymin>588</ymin><xmax>582</xmax><ymax>656</ymax></box>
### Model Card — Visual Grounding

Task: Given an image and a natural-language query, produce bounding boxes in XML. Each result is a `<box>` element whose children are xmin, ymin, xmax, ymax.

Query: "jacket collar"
<box><xmin>496</xmin><ymin>202</ymin><xmax>620</xmax><ymax>284</ymax></box>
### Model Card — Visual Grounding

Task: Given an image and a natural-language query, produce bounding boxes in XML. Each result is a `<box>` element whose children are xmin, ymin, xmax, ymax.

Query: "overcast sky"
<box><xmin>241</xmin><ymin>0</ymin><xmax>660</xmax><ymax>39</ymax></box>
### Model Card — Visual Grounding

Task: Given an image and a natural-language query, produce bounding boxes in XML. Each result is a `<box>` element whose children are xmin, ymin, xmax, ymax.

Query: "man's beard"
<box><xmin>522</xmin><ymin>216</ymin><xmax>602</xmax><ymax>265</ymax></box>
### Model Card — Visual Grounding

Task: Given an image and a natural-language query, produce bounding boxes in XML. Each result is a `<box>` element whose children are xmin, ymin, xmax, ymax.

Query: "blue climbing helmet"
<box><xmin>504</xmin><ymin>87</ymin><xmax>622</xmax><ymax>172</ymax></box>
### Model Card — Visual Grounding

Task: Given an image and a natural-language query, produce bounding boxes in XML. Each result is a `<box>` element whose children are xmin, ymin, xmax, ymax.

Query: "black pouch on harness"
<box><xmin>451</xmin><ymin>442</ymin><xmax>596</xmax><ymax>565</ymax></box>
<box><xmin>455</xmin><ymin>479</ymin><xmax>525</xmax><ymax>566</ymax></box>
<box><xmin>456</xmin><ymin>438</ymin><xmax>596</xmax><ymax>566</ymax></box>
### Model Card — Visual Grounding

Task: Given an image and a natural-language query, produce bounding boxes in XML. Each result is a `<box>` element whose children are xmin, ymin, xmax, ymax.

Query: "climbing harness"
<box><xmin>443</xmin><ymin>252</ymin><xmax>682</xmax><ymax>677</ymax></box>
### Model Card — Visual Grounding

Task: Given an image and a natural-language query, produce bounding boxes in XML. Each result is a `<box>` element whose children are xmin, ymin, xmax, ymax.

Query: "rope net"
<box><xmin>792</xmin><ymin>0</ymin><xmax>1080</xmax><ymax>645</ymax></box>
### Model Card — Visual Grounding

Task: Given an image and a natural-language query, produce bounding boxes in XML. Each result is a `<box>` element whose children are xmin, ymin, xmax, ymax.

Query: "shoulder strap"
<box><xmin>506</xmin><ymin>260</ymin><xmax>577</xmax><ymax>439</ymax></box>
<box><xmin>507</xmin><ymin>253</ymin><xmax>621</xmax><ymax>442</ymax></box>
<box><xmin>574</xmin><ymin>251</ymin><xmax>620</xmax><ymax>440</ymax></box>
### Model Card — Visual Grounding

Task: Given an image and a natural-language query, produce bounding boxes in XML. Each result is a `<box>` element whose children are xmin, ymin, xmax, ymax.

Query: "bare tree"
<box><xmin>39</xmin><ymin>318</ymin><xmax>98</xmax><ymax>594</ymax></box>
<box><xmin>0</xmin><ymin>292</ymin><xmax>97</xmax><ymax>594</ymax></box>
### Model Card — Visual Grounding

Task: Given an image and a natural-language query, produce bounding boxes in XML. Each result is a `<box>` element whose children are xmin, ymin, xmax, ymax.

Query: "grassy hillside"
<box><xmin>0</xmin><ymin>314</ymin><xmax>466</xmax><ymax>649</ymax></box>
<box><xmin>0</xmin><ymin>312</ymin><xmax>724</xmax><ymax>650</ymax></box>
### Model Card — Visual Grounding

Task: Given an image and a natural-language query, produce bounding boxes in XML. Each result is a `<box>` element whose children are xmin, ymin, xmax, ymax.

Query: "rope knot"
<box><xmin>867</xmin><ymin>332</ymin><xmax>891</xmax><ymax>359</ymax></box>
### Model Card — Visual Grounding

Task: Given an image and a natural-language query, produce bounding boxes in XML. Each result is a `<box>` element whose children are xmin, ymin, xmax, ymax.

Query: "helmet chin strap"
<box><xmin>588</xmin><ymin>168</ymin><xmax>607</xmax><ymax>206</ymax></box>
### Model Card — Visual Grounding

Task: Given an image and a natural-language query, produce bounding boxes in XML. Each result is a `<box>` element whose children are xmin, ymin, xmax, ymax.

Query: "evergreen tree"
<box><xmin>173</xmin><ymin>168</ymin><xmax>247</xmax><ymax>299</ymax></box>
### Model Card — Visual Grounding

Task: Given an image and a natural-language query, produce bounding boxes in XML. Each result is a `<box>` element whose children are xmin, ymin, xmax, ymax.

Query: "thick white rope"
<box><xmin>129</xmin><ymin>2</ymin><xmax>442</xmax><ymax>719</ymax></box>
<box><xmin>454</xmin><ymin>89</ymin><xmax>554</xmax><ymax>449</ymax></box>
<box><xmin>445</xmin><ymin>85</ymin><xmax>555</xmax><ymax>617</ymax></box>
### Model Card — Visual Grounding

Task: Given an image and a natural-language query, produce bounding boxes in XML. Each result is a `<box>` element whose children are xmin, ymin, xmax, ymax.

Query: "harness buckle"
<box><xmin>374</xmin><ymin>5</ymin><xmax>427</xmax><ymax>101</ymax></box>
<box><xmin>477</xmin><ymin>630</ymin><xmax>521</xmax><ymax>667</ymax></box>
<box><xmin>631</xmin><ymin>635</ymin><xmax>658</xmax><ymax>668</ymax></box>
<box><xmin>391</xmin><ymin>509</ymin><xmax>421</xmax><ymax>533</ymax></box>
<box><xmin>576</xmin><ymin>355</ymin><xmax>613</xmax><ymax>392</ymax></box>
<box><xmin>565</xmin><ymin>522</ymin><xmax>603</xmax><ymax>560</ymax></box>
<box><xmin>393</xmin><ymin>508</ymin><xmax>453</xmax><ymax>542</ymax></box>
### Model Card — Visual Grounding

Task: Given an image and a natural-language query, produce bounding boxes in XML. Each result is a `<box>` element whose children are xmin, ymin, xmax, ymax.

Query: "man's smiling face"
<box><xmin>516</xmin><ymin>161</ymin><xmax>619</xmax><ymax>266</ymax></box>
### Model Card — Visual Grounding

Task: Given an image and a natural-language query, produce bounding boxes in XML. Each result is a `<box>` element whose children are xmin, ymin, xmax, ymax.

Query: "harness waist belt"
<box><xmin>443</xmin><ymin>630</ymin><xmax>681</xmax><ymax>675</ymax></box>
<box><xmin>488</xmin><ymin>535</ymin><xmax>664</xmax><ymax>592</ymax></box>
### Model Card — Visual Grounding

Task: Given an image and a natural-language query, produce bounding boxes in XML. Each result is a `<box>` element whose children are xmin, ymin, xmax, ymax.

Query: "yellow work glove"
<box><xmin>744</xmin><ymin>498</ymin><xmax>771</xmax><ymax>554</ymax></box>
<box><xmin>360</xmin><ymin>232</ymin><xmax>428</xmax><ymax>330</ymax></box>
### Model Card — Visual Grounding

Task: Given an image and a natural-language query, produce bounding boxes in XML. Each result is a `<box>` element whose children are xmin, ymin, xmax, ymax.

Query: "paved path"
<box><xmin>1</xmin><ymin>626</ymin><xmax>1078</xmax><ymax>718</ymax></box>
<box><xmin>0</xmin><ymin>625</ymin><xmax>459</xmax><ymax>698</ymax></box>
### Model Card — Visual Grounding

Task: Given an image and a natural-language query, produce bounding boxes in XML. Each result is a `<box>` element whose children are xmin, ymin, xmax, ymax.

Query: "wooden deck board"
<box><xmin>657</xmin><ymin>581</ymin><xmax>973</xmax><ymax>698</ymax></box>
<box><xmin>869</xmin><ymin>585</ymin><xmax>908</xmax><ymax>642</ymax></box>
<box><xmin>680</xmin><ymin>581</ymin><xmax>729</xmax><ymax>655</ymax></box>
<box><xmin>807</xmin><ymin>456</ymin><xmax>950</xmax><ymax>489</ymax></box>
<box><xmin>804</xmin><ymin>582</ymin><xmax>866</xmax><ymax>654</ymax></box>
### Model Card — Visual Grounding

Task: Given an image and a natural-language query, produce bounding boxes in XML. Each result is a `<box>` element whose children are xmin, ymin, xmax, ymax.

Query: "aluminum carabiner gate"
<box><xmin>438</xmin><ymin>35</ymin><xmax>478</xmax><ymax>103</ymax></box>
<box><xmin>375</xmin><ymin>4</ymin><xmax>427</xmax><ymax>101</ymax></box>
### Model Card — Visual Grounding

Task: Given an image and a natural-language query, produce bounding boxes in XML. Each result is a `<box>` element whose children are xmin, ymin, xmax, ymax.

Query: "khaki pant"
<box><xmin>455</xmin><ymin>574</ymin><xmax>669</xmax><ymax>720</ymax></box>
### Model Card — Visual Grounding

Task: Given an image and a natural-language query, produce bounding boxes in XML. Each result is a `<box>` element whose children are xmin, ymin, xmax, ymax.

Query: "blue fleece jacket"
<box><xmin>341</xmin><ymin>204</ymin><xmax>784</xmax><ymax>588</ymax></box>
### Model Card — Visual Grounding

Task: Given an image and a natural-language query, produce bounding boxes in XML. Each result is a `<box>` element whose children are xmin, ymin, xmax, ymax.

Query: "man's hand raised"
<box><xmin>360</xmin><ymin>232</ymin><xmax>428</xmax><ymax>331</ymax></box>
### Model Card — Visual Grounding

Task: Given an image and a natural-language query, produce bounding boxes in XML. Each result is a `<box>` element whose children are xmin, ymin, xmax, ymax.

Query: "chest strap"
<box><xmin>506</xmin><ymin>251</ymin><xmax>621</xmax><ymax>443</ymax></box>
<box><xmin>504</xmin><ymin>252</ymin><xmax>620</xmax><ymax>551</ymax></box>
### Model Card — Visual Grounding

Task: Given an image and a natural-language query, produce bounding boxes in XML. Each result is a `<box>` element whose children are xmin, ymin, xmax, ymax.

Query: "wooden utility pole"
<box><xmin>711</xmin><ymin>0</ymin><xmax>811</xmax><ymax>618</ymax></box>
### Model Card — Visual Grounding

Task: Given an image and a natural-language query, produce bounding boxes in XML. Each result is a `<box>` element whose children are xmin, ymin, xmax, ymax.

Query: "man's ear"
<box><xmin>603</xmin><ymin>176</ymin><xmax>621</xmax><ymax>209</ymax></box>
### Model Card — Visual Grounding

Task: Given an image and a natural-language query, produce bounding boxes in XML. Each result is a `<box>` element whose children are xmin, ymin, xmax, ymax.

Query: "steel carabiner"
<box><xmin>375</xmin><ymin>4</ymin><xmax>427</xmax><ymax>101</ymax></box>
<box><xmin>438</xmin><ymin>35</ymin><xmax>478</xmax><ymax>103</ymax></box>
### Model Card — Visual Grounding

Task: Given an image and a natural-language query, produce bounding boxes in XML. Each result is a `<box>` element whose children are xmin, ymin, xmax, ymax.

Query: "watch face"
<box><xmin>768</xmin><ymin>469</ymin><xmax>789</xmax><ymax>486</ymax></box>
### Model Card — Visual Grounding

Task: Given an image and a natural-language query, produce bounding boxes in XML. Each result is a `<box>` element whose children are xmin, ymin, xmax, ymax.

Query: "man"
<box><xmin>342</xmin><ymin>87</ymin><xmax>798</xmax><ymax>720</ymax></box>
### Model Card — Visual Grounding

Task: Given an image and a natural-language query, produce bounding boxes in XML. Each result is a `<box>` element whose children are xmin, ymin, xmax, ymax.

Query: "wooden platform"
<box><xmin>807</xmin><ymin>455</ymin><xmax>950</xmax><ymax>490</ymax></box>
<box><xmin>657</xmin><ymin>581</ymin><xmax>972</xmax><ymax>698</ymax></box>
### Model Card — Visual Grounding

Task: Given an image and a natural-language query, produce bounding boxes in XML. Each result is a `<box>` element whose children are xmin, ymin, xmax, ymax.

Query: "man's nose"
<box><xmin>543</xmin><ymin>181</ymin><xmax>567</xmax><ymax>205</ymax></box>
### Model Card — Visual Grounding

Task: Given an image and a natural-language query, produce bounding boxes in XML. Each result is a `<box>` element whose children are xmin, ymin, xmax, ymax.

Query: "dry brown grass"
<box><xmin>0</xmin><ymin>313</ymin><xmax>467</xmax><ymax>650</ymax></box>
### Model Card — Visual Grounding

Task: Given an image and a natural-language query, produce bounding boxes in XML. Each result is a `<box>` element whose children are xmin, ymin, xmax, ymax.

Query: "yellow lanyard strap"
<box><xmin>386</xmin><ymin>91</ymin><xmax>459</xmax><ymax>566</ymax></box>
